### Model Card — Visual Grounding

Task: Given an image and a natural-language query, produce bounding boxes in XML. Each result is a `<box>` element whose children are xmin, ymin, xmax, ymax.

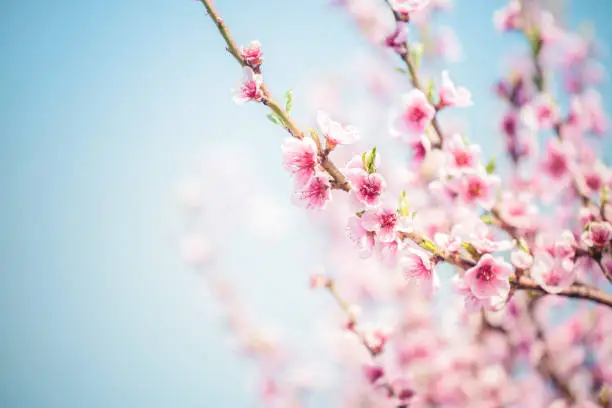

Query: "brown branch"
<box><xmin>198</xmin><ymin>0</ymin><xmax>612</xmax><ymax>310</ymax></box>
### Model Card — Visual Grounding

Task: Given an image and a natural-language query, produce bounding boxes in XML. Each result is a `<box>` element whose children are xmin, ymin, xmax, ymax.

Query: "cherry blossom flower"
<box><xmin>453</xmin><ymin>274</ymin><xmax>505</xmax><ymax>312</ymax></box>
<box><xmin>388</xmin><ymin>0</ymin><xmax>429</xmax><ymax>15</ymax></box>
<box><xmin>531</xmin><ymin>251</ymin><xmax>576</xmax><ymax>294</ymax></box>
<box><xmin>434</xmin><ymin>232</ymin><xmax>461</xmax><ymax>253</ymax></box>
<box><xmin>239</xmin><ymin>40</ymin><xmax>263</xmax><ymax>68</ymax></box>
<box><xmin>361</xmin><ymin>207</ymin><xmax>399</xmax><ymax>242</ymax></box>
<box><xmin>541</xmin><ymin>139</ymin><xmax>572</xmax><ymax>181</ymax></box>
<box><xmin>346</xmin><ymin>215</ymin><xmax>375</xmax><ymax>258</ymax></box>
<box><xmin>456</xmin><ymin>171</ymin><xmax>501</xmax><ymax>210</ymax></box>
<box><xmin>581</xmin><ymin>221</ymin><xmax>612</xmax><ymax>249</ymax></box>
<box><xmin>377</xmin><ymin>239</ymin><xmax>401</xmax><ymax>268</ymax></box>
<box><xmin>316</xmin><ymin>110</ymin><xmax>360</xmax><ymax>149</ymax></box>
<box><xmin>281</xmin><ymin>137</ymin><xmax>319</xmax><ymax>187</ymax></box>
<box><xmin>444</xmin><ymin>133</ymin><xmax>480</xmax><ymax>173</ymax></box>
<box><xmin>294</xmin><ymin>174</ymin><xmax>331</xmax><ymax>210</ymax></box>
<box><xmin>439</xmin><ymin>71</ymin><xmax>472</xmax><ymax>108</ymax></box>
<box><xmin>521</xmin><ymin>93</ymin><xmax>560</xmax><ymax>131</ymax></box>
<box><xmin>233</xmin><ymin>67</ymin><xmax>264</xmax><ymax>104</ymax></box>
<box><xmin>400</xmin><ymin>248</ymin><xmax>440</xmax><ymax>295</ymax></box>
<box><xmin>384</xmin><ymin>22</ymin><xmax>407</xmax><ymax>51</ymax></box>
<box><xmin>511</xmin><ymin>250</ymin><xmax>533</xmax><ymax>269</ymax></box>
<box><xmin>362</xmin><ymin>364</ymin><xmax>385</xmax><ymax>384</ymax></box>
<box><xmin>346</xmin><ymin>169</ymin><xmax>386</xmax><ymax>208</ymax></box>
<box><xmin>409</xmin><ymin>135</ymin><xmax>431</xmax><ymax>165</ymax></box>
<box><xmin>396</xmin><ymin>89</ymin><xmax>436</xmax><ymax>135</ymax></box>
<box><xmin>463</xmin><ymin>254</ymin><xmax>513</xmax><ymax>300</ymax></box>
<box><xmin>493</xmin><ymin>0</ymin><xmax>522</xmax><ymax>31</ymax></box>
<box><xmin>578</xmin><ymin>161</ymin><xmax>611</xmax><ymax>195</ymax></box>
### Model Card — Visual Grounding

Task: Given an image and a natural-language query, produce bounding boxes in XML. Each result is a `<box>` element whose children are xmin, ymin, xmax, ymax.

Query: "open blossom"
<box><xmin>493</xmin><ymin>0</ymin><xmax>521</xmax><ymax>31</ymax></box>
<box><xmin>377</xmin><ymin>238</ymin><xmax>401</xmax><ymax>268</ymax></box>
<box><xmin>239</xmin><ymin>40</ymin><xmax>263</xmax><ymax>67</ymax></box>
<box><xmin>409</xmin><ymin>135</ymin><xmax>431</xmax><ymax>165</ymax></box>
<box><xmin>456</xmin><ymin>171</ymin><xmax>500</xmax><ymax>210</ymax></box>
<box><xmin>444</xmin><ymin>133</ymin><xmax>480</xmax><ymax>173</ymax></box>
<box><xmin>346</xmin><ymin>215</ymin><xmax>375</xmax><ymax>258</ymax></box>
<box><xmin>346</xmin><ymin>169</ymin><xmax>386</xmax><ymax>208</ymax></box>
<box><xmin>581</xmin><ymin>221</ymin><xmax>612</xmax><ymax>248</ymax></box>
<box><xmin>400</xmin><ymin>248</ymin><xmax>440</xmax><ymax>295</ymax></box>
<box><xmin>362</xmin><ymin>364</ymin><xmax>385</xmax><ymax>384</ymax></box>
<box><xmin>282</xmin><ymin>137</ymin><xmax>319</xmax><ymax>187</ymax></box>
<box><xmin>463</xmin><ymin>254</ymin><xmax>513</xmax><ymax>300</ymax></box>
<box><xmin>511</xmin><ymin>250</ymin><xmax>533</xmax><ymax>269</ymax></box>
<box><xmin>439</xmin><ymin>71</ymin><xmax>472</xmax><ymax>108</ymax></box>
<box><xmin>396</xmin><ymin>89</ymin><xmax>436</xmax><ymax>135</ymax></box>
<box><xmin>578</xmin><ymin>161</ymin><xmax>611</xmax><ymax>195</ymax></box>
<box><xmin>541</xmin><ymin>139</ymin><xmax>572</xmax><ymax>180</ymax></box>
<box><xmin>521</xmin><ymin>94</ymin><xmax>560</xmax><ymax>131</ymax></box>
<box><xmin>388</xmin><ymin>0</ymin><xmax>429</xmax><ymax>15</ymax></box>
<box><xmin>294</xmin><ymin>174</ymin><xmax>331</xmax><ymax>210</ymax></box>
<box><xmin>316</xmin><ymin>110</ymin><xmax>360</xmax><ymax>148</ymax></box>
<box><xmin>453</xmin><ymin>274</ymin><xmax>505</xmax><ymax>312</ymax></box>
<box><xmin>531</xmin><ymin>251</ymin><xmax>576</xmax><ymax>294</ymax></box>
<box><xmin>233</xmin><ymin>67</ymin><xmax>264</xmax><ymax>104</ymax></box>
<box><xmin>468</xmin><ymin>222</ymin><xmax>515</xmax><ymax>253</ymax></box>
<box><xmin>361</xmin><ymin>207</ymin><xmax>398</xmax><ymax>242</ymax></box>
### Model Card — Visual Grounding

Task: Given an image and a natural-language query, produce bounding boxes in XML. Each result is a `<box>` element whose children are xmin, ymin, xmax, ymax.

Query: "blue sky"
<box><xmin>1</xmin><ymin>1</ymin><xmax>611</xmax><ymax>407</ymax></box>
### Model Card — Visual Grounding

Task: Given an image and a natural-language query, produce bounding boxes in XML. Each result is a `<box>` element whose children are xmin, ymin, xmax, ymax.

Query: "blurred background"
<box><xmin>1</xmin><ymin>0</ymin><xmax>611</xmax><ymax>407</ymax></box>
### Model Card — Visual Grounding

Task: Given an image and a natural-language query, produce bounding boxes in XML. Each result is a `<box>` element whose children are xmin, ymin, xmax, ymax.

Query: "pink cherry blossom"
<box><xmin>493</xmin><ymin>0</ymin><xmax>522</xmax><ymax>31</ymax></box>
<box><xmin>439</xmin><ymin>71</ymin><xmax>472</xmax><ymax>108</ymax></box>
<box><xmin>361</xmin><ymin>207</ymin><xmax>398</xmax><ymax>242</ymax></box>
<box><xmin>531</xmin><ymin>251</ymin><xmax>576</xmax><ymax>294</ymax></box>
<box><xmin>434</xmin><ymin>232</ymin><xmax>461</xmax><ymax>253</ymax></box>
<box><xmin>281</xmin><ymin>137</ymin><xmax>319</xmax><ymax>187</ymax></box>
<box><xmin>453</xmin><ymin>274</ymin><xmax>505</xmax><ymax>312</ymax></box>
<box><xmin>444</xmin><ymin>133</ymin><xmax>480</xmax><ymax>172</ymax></box>
<box><xmin>511</xmin><ymin>250</ymin><xmax>533</xmax><ymax>269</ymax></box>
<box><xmin>346</xmin><ymin>169</ymin><xmax>386</xmax><ymax>208</ymax></box>
<box><xmin>581</xmin><ymin>221</ymin><xmax>612</xmax><ymax>248</ymax></box>
<box><xmin>409</xmin><ymin>135</ymin><xmax>431</xmax><ymax>165</ymax></box>
<box><xmin>456</xmin><ymin>171</ymin><xmax>500</xmax><ymax>210</ymax></box>
<box><xmin>294</xmin><ymin>174</ymin><xmax>331</xmax><ymax>210</ymax></box>
<box><xmin>384</xmin><ymin>22</ymin><xmax>407</xmax><ymax>51</ymax></box>
<box><xmin>239</xmin><ymin>40</ymin><xmax>263</xmax><ymax>67</ymax></box>
<box><xmin>541</xmin><ymin>139</ymin><xmax>572</xmax><ymax>181</ymax></box>
<box><xmin>521</xmin><ymin>94</ymin><xmax>560</xmax><ymax>131</ymax></box>
<box><xmin>362</xmin><ymin>364</ymin><xmax>385</xmax><ymax>384</ymax></box>
<box><xmin>388</xmin><ymin>0</ymin><xmax>429</xmax><ymax>15</ymax></box>
<box><xmin>578</xmin><ymin>162</ymin><xmax>610</xmax><ymax>195</ymax></box>
<box><xmin>400</xmin><ymin>248</ymin><xmax>440</xmax><ymax>295</ymax></box>
<box><xmin>316</xmin><ymin>110</ymin><xmax>360</xmax><ymax>148</ymax></box>
<box><xmin>346</xmin><ymin>215</ymin><xmax>376</xmax><ymax>258</ymax></box>
<box><xmin>377</xmin><ymin>238</ymin><xmax>401</xmax><ymax>268</ymax></box>
<box><xmin>463</xmin><ymin>254</ymin><xmax>513</xmax><ymax>300</ymax></box>
<box><xmin>233</xmin><ymin>67</ymin><xmax>264</xmax><ymax>104</ymax></box>
<box><xmin>396</xmin><ymin>89</ymin><xmax>436</xmax><ymax>135</ymax></box>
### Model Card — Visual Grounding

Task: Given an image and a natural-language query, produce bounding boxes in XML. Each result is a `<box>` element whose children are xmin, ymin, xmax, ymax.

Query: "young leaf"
<box><xmin>425</xmin><ymin>78</ymin><xmax>436</xmax><ymax>105</ymax></box>
<box><xmin>395</xmin><ymin>67</ymin><xmax>408</xmax><ymax>74</ymax></box>
<box><xmin>399</xmin><ymin>190</ymin><xmax>410</xmax><ymax>217</ymax></box>
<box><xmin>485</xmin><ymin>157</ymin><xmax>496</xmax><ymax>174</ymax></box>
<box><xmin>410</xmin><ymin>42</ymin><xmax>424</xmax><ymax>71</ymax></box>
<box><xmin>284</xmin><ymin>90</ymin><xmax>293</xmax><ymax>113</ymax></box>
<box><xmin>266</xmin><ymin>113</ymin><xmax>281</xmax><ymax>126</ymax></box>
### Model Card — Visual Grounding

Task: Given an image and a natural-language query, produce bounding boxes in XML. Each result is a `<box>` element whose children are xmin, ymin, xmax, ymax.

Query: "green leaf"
<box><xmin>420</xmin><ymin>238</ymin><xmax>438</xmax><ymax>254</ymax></box>
<box><xmin>363</xmin><ymin>147</ymin><xmax>377</xmax><ymax>174</ymax></box>
<box><xmin>398</xmin><ymin>190</ymin><xmax>410</xmax><ymax>217</ymax></box>
<box><xmin>425</xmin><ymin>78</ymin><xmax>435</xmax><ymax>105</ymax></box>
<box><xmin>410</xmin><ymin>42</ymin><xmax>424</xmax><ymax>71</ymax></box>
<box><xmin>485</xmin><ymin>157</ymin><xmax>496</xmax><ymax>174</ymax></box>
<box><xmin>518</xmin><ymin>237</ymin><xmax>530</xmax><ymax>254</ymax></box>
<box><xmin>395</xmin><ymin>67</ymin><xmax>408</xmax><ymax>74</ymax></box>
<box><xmin>480</xmin><ymin>213</ymin><xmax>495</xmax><ymax>225</ymax></box>
<box><xmin>284</xmin><ymin>90</ymin><xmax>293</xmax><ymax>113</ymax></box>
<box><xmin>266</xmin><ymin>113</ymin><xmax>281</xmax><ymax>126</ymax></box>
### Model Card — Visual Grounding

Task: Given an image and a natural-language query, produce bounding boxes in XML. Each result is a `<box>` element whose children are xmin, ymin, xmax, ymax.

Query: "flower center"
<box><xmin>359</xmin><ymin>178</ymin><xmax>381</xmax><ymax>199</ymax></box>
<box><xmin>468</xmin><ymin>179</ymin><xmax>483</xmax><ymax>198</ymax></box>
<box><xmin>476</xmin><ymin>264</ymin><xmax>494</xmax><ymax>281</ymax></box>
<box><xmin>454</xmin><ymin>150</ymin><xmax>471</xmax><ymax>167</ymax></box>
<box><xmin>407</xmin><ymin>106</ymin><xmax>427</xmax><ymax>124</ymax></box>
<box><xmin>380</xmin><ymin>212</ymin><xmax>397</xmax><ymax>229</ymax></box>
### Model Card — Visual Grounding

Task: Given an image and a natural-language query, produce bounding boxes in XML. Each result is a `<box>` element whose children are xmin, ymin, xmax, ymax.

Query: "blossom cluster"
<box><xmin>186</xmin><ymin>0</ymin><xmax>612</xmax><ymax>406</ymax></box>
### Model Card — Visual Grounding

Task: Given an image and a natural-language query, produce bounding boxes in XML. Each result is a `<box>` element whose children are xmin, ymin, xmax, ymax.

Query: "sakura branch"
<box><xmin>192</xmin><ymin>0</ymin><xmax>612</xmax><ymax>405</ymax></box>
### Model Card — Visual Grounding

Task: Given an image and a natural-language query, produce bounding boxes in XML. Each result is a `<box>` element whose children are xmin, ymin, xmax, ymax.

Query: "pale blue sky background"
<box><xmin>1</xmin><ymin>1</ymin><xmax>611</xmax><ymax>407</ymax></box>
